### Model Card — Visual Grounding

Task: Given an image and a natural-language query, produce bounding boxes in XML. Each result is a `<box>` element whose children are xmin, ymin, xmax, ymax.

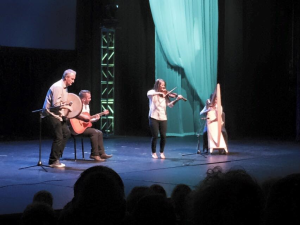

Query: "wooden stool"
<box><xmin>71</xmin><ymin>134</ymin><xmax>85</xmax><ymax>160</ymax></box>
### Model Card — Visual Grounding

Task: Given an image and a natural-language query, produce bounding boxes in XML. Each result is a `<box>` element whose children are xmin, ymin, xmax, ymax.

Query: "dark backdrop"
<box><xmin>0</xmin><ymin>47</ymin><xmax>77</xmax><ymax>140</ymax></box>
<box><xmin>218</xmin><ymin>0</ymin><xmax>299</xmax><ymax>140</ymax></box>
<box><xmin>0</xmin><ymin>0</ymin><xmax>299</xmax><ymax>141</ymax></box>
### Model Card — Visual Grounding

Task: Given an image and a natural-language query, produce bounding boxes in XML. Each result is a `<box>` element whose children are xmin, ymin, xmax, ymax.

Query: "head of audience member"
<box><xmin>132</xmin><ymin>194</ymin><xmax>176</xmax><ymax>225</ymax></box>
<box><xmin>170</xmin><ymin>184</ymin><xmax>192</xmax><ymax>223</ymax></box>
<box><xmin>60</xmin><ymin>166</ymin><xmax>126</xmax><ymax>225</ymax></box>
<box><xmin>260</xmin><ymin>177</ymin><xmax>281</xmax><ymax>201</ymax></box>
<box><xmin>126</xmin><ymin>186</ymin><xmax>155</xmax><ymax>215</ymax></box>
<box><xmin>32</xmin><ymin>190</ymin><xmax>53</xmax><ymax>207</ymax></box>
<box><xmin>264</xmin><ymin>173</ymin><xmax>300</xmax><ymax>225</ymax></box>
<box><xmin>21</xmin><ymin>202</ymin><xmax>56</xmax><ymax>225</ymax></box>
<box><xmin>189</xmin><ymin>166</ymin><xmax>264</xmax><ymax>225</ymax></box>
<box><xmin>149</xmin><ymin>184</ymin><xmax>167</xmax><ymax>198</ymax></box>
<box><xmin>73</xmin><ymin>165</ymin><xmax>124</xmax><ymax>197</ymax></box>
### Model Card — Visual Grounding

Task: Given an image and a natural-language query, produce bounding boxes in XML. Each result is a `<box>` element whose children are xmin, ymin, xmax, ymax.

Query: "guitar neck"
<box><xmin>90</xmin><ymin>112</ymin><xmax>106</xmax><ymax>119</ymax></box>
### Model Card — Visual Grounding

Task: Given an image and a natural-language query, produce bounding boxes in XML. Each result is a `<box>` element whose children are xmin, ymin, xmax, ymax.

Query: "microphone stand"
<box><xmin>19</xmin><ymin>102</ymin><xmax>73</xmax><ymax>171</ymax></box>
<box><xmin>19</xmin><ymin>109</ymin><xmax>51</xmax><ymax>172</ymax></box>
<box><xmin>182</xmin><ymin>120</ymin><xmax>207</xmax><ymax>158</ymax></box>
<box><xmin>181</xmin><ymin>133</ymin><xmax>207</xmax><ymax>158</ymax></box>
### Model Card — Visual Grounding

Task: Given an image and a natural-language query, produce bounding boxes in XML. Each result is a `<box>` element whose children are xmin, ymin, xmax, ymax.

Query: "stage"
<box><xmin>0</xmin><ymin>135</ymin><xmax>299</xmax><ymax>215</ymax></box>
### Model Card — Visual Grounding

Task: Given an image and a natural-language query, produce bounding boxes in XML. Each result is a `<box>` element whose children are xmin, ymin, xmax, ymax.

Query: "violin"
<box><xmin>161</xmin><ymin>89</ymin><xmax>187</xmax><ymax>101</ymax></box>
<box><xmin>162</xmin><ymin>89</ymin><xmax>178</xmax><ymax>98</ymax></box>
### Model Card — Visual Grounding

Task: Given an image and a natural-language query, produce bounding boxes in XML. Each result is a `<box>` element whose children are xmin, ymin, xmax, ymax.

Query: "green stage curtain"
<box><xmin>149</xmin><ymin>0</ymin><xmax>218</xmax><ymax>136</ymax></box>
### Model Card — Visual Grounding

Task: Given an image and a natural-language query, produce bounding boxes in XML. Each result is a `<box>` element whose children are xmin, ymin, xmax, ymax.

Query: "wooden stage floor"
<box><xmin>0</xmin><ymin>135</ymin><xmax>299</xmax><ymax>215</ymax></box>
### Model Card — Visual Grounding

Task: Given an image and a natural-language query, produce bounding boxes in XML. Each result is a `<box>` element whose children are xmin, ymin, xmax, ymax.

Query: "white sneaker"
<box><xmin>151</xmin><ymin>153</ymin><xmax>158</xmax><ymax>159</ymax></box>
<box><xmin>160</xmin><ymin>153</ymin><xmax>165</xmax><ymax>159</ymax></box>
<box><xmin>49</xmin><ymin>160</ymin><xmax>66</xmax><ymax>168</ymax></box>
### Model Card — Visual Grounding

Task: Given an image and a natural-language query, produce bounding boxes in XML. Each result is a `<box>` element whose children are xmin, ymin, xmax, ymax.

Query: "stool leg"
<box><xmin>73</xmin><ymin>136</ymin><xmax>77</xmax><ymax>161</ymax></box>
<box><xmin>81</xmin><ymin>138</ymin><xmax>85</xmax><ymax>159</ymax></box>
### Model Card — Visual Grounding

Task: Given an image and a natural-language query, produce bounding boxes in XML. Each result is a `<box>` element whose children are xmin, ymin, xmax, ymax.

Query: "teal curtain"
<box><xmin>149</xmin><ymin>0</ymin><xmax>218</xmax><ymax>136</ymax></box>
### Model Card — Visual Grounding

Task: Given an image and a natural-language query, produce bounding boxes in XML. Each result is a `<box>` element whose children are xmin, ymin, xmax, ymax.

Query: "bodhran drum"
<box><xmin>66</xmin><ymin>93</ymin><xmax>83</xmax><ymax>118</ymax></box>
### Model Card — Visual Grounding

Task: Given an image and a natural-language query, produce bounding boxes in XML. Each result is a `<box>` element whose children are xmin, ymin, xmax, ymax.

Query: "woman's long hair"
<box><xmin>153</xmin><ymin>79</ymin><xmax>165</xmax><ymax>92</ymax></box>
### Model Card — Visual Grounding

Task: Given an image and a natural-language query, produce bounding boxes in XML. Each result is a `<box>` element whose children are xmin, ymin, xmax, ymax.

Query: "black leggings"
<box><xmin>149</xmin><ymin>118</ymin><xmax>167</xmax><ymax>153</ymax></box>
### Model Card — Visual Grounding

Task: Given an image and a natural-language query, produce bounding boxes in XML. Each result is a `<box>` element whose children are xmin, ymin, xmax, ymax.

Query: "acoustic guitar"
<box><xmin>69</xmin><ymin>110</ymin><xmax>109</xmax><ymax>135</ymax></box>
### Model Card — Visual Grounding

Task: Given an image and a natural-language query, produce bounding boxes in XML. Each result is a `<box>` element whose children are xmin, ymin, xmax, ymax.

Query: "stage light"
<box><xmin>104</xmin><ymin>4</ymin><xmax>118</xmax><ymax>20</ymax></box>
<box><xmin>101</xmin><ymin>3</ymin><xmax>119</xmax><ymax>28</ymax></box>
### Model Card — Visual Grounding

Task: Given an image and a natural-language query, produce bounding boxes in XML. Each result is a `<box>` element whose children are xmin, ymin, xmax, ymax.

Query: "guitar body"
<box><xmin>69</xmin><ymin>112</ymin><xmax>92</xmax><ymax>135</ymax></box>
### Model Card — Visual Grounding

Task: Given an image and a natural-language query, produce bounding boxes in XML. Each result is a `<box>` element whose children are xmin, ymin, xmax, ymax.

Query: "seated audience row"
<box><xmin>18</xmin><ymin>166</ymin><xmax>300</xmax><ymax>225</ymax></box>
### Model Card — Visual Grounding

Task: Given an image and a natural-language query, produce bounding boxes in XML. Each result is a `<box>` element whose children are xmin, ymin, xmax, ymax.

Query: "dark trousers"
<box><xmin>82</xmin><ymin>128</ymin><xmax>105</xmax><ymax>156</ymax></box>
<box><xmin>222</xmin><ymin>129</ymin><xmax>228</xmax><ymax>146</ymax></box>
<box><xmin>45</xmin><ymin>116</ymin><xmax>71</xmax><ymax>164</ymax></box>
<box><xmin>149</xmin><ymin>118</ymin><xmax>167</xmax><ymax>153</ymax></box>
<box><xmin>203</xmin><ymin>131</ymin><xmax>208</xmax><ymax>152</ymax></box>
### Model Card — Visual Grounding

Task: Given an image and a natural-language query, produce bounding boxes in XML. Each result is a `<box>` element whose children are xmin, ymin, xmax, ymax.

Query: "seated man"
<box><xmin>74</xmin><ymin>90</ymin><xmax>112</xmax><ymax>161</ymax></box>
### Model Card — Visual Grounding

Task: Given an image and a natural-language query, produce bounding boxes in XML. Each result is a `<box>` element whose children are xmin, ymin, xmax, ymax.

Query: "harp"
<box><xmin>207</xmin><ymin>83</ymin><xmax>228</xmax><ymax>153</ymax></box>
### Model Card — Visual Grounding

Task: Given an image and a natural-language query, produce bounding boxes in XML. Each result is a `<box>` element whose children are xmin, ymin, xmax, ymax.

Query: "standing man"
<box><xmin>74</xmin><ymin>90</ymin><xmax>112</xmax><ymax>161</ymax></box>
<box><xmin>42</xmin><ymin>69</ymin><xmax>76</xmax><ymax>168</ymax></box>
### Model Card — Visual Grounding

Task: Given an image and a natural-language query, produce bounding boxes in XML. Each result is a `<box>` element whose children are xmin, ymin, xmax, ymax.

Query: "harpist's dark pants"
<box><xmin>203</xmin><ymin>131</ymin><xmax>208</xmax><ymax>152</ymax></box>
<box><xmin>45</xmin><ymin>116</ymin><xmax>71</xmax><ymax>164</ymax></box>
<box><xmin>149</xmin><ymin>117</ymin><xmax>167</xmax><ymax>153</ymax></box>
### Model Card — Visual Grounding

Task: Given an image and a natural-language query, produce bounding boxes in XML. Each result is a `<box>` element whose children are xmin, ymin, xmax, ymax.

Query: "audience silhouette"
<box><xmin>59</xmin><ymin>165</ymin><xmax>126</xmax><ymax>225</ymax></box>
<box><xmin>264</xmin><ymin>173</ymin><xmax>300</xmax><ymax>225</ymax></box>
<box><xmin>170</xmin><ymin>184</ymin><xmax>192</xmax><ymax>225</ymax></box>
<box><xmin>188</xmin><ymin>166</ymin><xmax>264</xmax><ymax>225</ymax></box>
<box><xmin>32</xmin><ymin>190</ymin><xmax>54</xmax><ymax>208</ymax></box>
<box><xmin>132</xmin><ymin>194</ymin><xmax>176</xmax><ymax>225</ymax></box>
<box><xmin>21</xmin><ymin>202</ymin><xmax>56</xmax><ymax>225</ymax></box>
<box><xmin>126</xmin><ymin>186</ymin><xmax>155</xmax><ymax>215</ymax></box>
<box><xmin>149</xmin><ymin>184</ymin><xmax>167</xmax><ymax>197</ymax></box>
<box><xmin>6</xmin><ymin>166</ymin><xmax>299</xmax><ymax>225</ymax></box>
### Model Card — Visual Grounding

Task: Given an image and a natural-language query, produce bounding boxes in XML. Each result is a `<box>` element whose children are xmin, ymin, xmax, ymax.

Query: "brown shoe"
<box><xmin>90</xmin><ymin>155</ymin><xmax>105</xmax><ymax>162</ymax></box>
<box><xmin>100</xmin><ymin>154</ymin><xmax>112</xmax><ymax>159</ymax></box>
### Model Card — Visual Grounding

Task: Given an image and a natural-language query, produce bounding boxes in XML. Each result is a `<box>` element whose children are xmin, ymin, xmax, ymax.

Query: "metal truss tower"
<box><xmin>100</xmin><ymin>28</ymin><xmax>115</xmax><ymax>134</ymax></box>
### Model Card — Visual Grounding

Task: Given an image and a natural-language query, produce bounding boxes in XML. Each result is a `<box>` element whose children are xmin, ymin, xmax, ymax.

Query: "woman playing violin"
<box><xmin>147</xmin><ymin>79</ymin><xmax>184</xmax><ymax>159</ymax></box>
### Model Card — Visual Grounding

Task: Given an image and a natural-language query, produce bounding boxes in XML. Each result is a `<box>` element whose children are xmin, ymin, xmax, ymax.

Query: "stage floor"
<box><xmin>0</xmin><ymin>135</ymin><xmax>299</xmax><ymax>215</ymax></box>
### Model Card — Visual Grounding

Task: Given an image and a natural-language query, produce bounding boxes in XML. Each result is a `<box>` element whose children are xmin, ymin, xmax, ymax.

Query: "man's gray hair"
<box><xmin>62</xmin><ymin>69</ymin><xmax>76</xmax><ymax>79</ymax></box>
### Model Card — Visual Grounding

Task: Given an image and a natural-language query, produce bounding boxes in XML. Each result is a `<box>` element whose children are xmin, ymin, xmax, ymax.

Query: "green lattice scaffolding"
<box><xmin>100</xmin><ymin>28</ymin><xmax>115</xmax><ymax>134</ymax></box>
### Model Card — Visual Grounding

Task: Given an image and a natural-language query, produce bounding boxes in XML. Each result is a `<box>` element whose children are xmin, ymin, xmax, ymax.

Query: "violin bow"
<box><xmin>165</xmin><ymin>87</ymin><xmax>177</xmax><ymax>96</ymax></box>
